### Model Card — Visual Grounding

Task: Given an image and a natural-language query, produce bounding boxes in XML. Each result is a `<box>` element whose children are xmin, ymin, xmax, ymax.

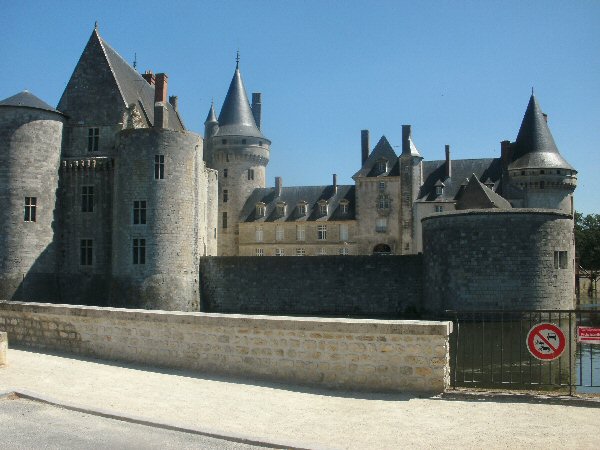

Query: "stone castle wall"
<box><xmin>199</xmin><ymin>255</ymin><xmax>424</xmax><ymax>316</ymax></box>
<box><xmin>422</xmin><ymin>209</ymin><xmax>575</xmax><ymax>311</ymax></box>
<box><xmin>0</xmin><ymin>301</ymin><xmax>451</xmax><ymax>392</ymax></box>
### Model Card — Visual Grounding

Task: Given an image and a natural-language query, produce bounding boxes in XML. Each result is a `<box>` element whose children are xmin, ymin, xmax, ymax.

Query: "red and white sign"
<box><xmin>526</xmin><ymin>323</ymin><xmax>566</xmax><ymax>361</ymax></box>
<box><xmin>577</xmin><ymin>327</ymin><xmax>600</xmax><ymax>344</ymax></box>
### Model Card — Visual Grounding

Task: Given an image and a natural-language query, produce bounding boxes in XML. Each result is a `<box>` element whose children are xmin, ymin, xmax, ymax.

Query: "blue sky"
<box><xmin>2</xmin><ymin>1</ymin><xmax>599</xmax><ymax>214</ymax></box>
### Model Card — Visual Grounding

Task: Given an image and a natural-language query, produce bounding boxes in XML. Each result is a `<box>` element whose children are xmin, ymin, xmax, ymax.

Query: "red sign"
<box><xmin>526</xmin><ymin>323</ymin><xmax>566</xmax><ymax>361</ymax></box>
<box><xmin>577</xmin><ymin>327</ymin><xmax>600</xmax><ymax>344</ymax></box>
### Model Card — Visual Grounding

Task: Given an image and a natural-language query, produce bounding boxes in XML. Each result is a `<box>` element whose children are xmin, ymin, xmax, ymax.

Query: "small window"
<box><xmin>435</xmin><ymin>186</ymin><xmax>443</xmax><ymax>196</ymax></box>
<box><xmin>81</xmin><ymin>186</ymin><xmax>94</xmax><ymax>212</ymax></box>
<box><xmin>133</xmin><ymin>200</ymin><xmax>147</xmax><ymax>225</ymax></box>
<box><xmin>154</xmin><ymin>155</ymin><xmax>165</xmax><ymax>179</ymax></box>
<box><xmin>296</xmin><ymin>248</ymin><xmax>306</xmax><ymax>256</ymax></box>
<box><xmin>223</xmin><ymin>168</ymin><xmax>228</xmax><ymax>178</ymax></box>
<box><xmin>319</xmin><ymin>202</ymin><xmax>328</xmax><ymax>215</ymax></box>
<box><xmin>259</xmin><ymin>141</ymin><xmax>263</xmax><ymax>146</ymax></box>
<box><xmin>540</xmin><ymin>170</ymin><xmax>545</xmax><ymax>174</ymax></box>
<box><xmin>296</xmin><ymin>225</ymin><xmax>305</xmax><ymax>241</ymax></box>
<box><xmin>80</xmin><ymin>239</ymin><xmax>93</xmax><ymax>266</ymax></box>
<box><xmin>318</xmin><ymin>224</ymin><xmax>327</xmax><ymax>240</ymax></box>
<box><xmin>376</xmin><ymin>217</ymin><xmax>387</xmax><ymax>232</ymax></box>
<box><xmin>133</xmin><ymin>238</ymin><xmax>146</xmax><ymax>265</ymax></box>
<box><xmin>242</xmin><ymin>139</ymin><xmax>247</xmax><ymax>145</ymax></box>
<box><xmin>379</xmin><ymin>181</ymin><xmax>386</xmax><ymax>191</ymax></box>
<box><xmin>318</xmin><ymin>248</ymin><xmax>327</xmax><ymax>256</ymax></box>
<box><xmin>256</xmin><ymin>204</ymin><xmax>266</xmax><ymax>217</ymax></box>
<box><xmin>226</xmin><ymin>154</ymin><xmax>230</xmax><ymax>162</ymax></box>
<box><xmin>248</xmin><ymin>169</ymin><xmax>255</xmax><ymax>180</ymax></box>
<box><xmin>554</xmin><ymin>251</ymin><xmax>568</xmax><ymax>269</ymax></box>
<box><xmin>275</xmin><ymin>248</ymin><xmax>285</xmax><ymax>256</ymax></box>
<box><xmin>521</xmin><ymin>171</ymin><xmax>526</xmax><ymax>175</ymax></box>
<box><xmin>255</xmin><ymin>248</ymin><xmax>264</xmax><ymax>256</ymax></box>
<box><xmin>340</xmin><ymin>201</ymin><xmax>349</xmax><ymax>214</ymax></box>
<box><xmin>378</xmin><ymin>195</ymin><xmax>390</xmax><ymax>210</ymax></box>
<box><xmin>276</xmin><ymin>225</ymin><xmax>284</xmax><ymax>241</ymax></box>
<box><xmin>377</xmin><ymin>160</ymin><xmax>387</xmax><ymax>172</ymax></box>
<box><xmin>298</xmin><ymin>203</ymin><xmax>307</xmax><ymax>215</ymax></box>
<box><xmin>339</xmin><ymin>224</ymin><xmax>349</xmax><ymax>241</ymax></box>
<box><xmin>276</xmin><ymin>203</ymin><xmax>286</xmax><ymax>217</ymax></box>
<box><xmin>222</xmin><ymin>212</ymin><xmax>228</xmax><ymax>229</ymax></box>
<box><xmin>435</xmin><ymin>205</ymin><xmax>443</xmax><ymax>213</ymax></box>
<box><xmin>223</xmin><ymin>189</ymin><xmax>228</xmax><ymax>203</ymax></box>
<box><xmin>339</xmin><ymin>247</ymin><xmax>349</xmax><ymax>256</ymax></box>
<box><xmin>556</xmin><ymin>169</ymin><xmax>562</xmax><ymax>175</ymax></box>
<box><xmin>24</xmin><ymin>197</ymin><xmax>37</xmax><ymax>222</ymax></box>
<box><xmin>256</xmin><ymin>226</ymin><xmax>264</xmax><ymax>242</ymax></box>
<box><xmin>88</xmin><ymin>127</ymin><xmax>99</xmax><ymax>152</ymax></box>
<box><xmin>222</xmin><ymin>139</ymin><xmax>227</xmax><ymax>145</ymax></box>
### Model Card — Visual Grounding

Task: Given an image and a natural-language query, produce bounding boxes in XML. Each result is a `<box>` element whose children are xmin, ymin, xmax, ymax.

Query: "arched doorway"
<box><xmin>373</xmin><ymin>244</ymin><xmax>392</xmax><ymax>255</ymax></box>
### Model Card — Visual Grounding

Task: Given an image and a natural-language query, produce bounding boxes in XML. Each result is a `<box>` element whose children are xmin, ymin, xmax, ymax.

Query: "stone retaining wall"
<box><xmin>0</xmin><ymin>301</ymin><xmax>451</xmax><ymax>392</ymax></box>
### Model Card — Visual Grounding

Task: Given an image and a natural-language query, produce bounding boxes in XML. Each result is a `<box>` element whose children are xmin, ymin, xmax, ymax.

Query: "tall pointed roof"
<box><xmin>509</xmin><ymin>94</ymin><xmax>573</xmax><ymax>170</ymax></box>
<box><xmin>205</xmin><ymin>102</ymin><xmax>217</xmax><ymax>124</ymax></box>
<box><xmin>215</xmin><ymin>63</ymin><xmax>264</xmax><ymax>138</ymax></box>
<box><xmin>0</xmin><ymin>91</ymin><xmax>62</xmax><ymax>114</ymax></box>
<box><xmin>455</xmin><ymin>173</ymin><xmax>512</xmax><ymax>210</ymax></box>
<box><xmin>353</xmin><ymin>136</ymin><xmax>399</xmax><ymax>178</ymax></box>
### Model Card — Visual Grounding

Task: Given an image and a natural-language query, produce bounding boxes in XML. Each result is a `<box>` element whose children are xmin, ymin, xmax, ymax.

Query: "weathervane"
<box><xmin>236</xmin><ymin>50</ymin><xmax>240</xmax><ymax>69</ymax></box>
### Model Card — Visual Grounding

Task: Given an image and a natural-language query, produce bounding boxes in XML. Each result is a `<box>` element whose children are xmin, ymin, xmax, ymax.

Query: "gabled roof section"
<box><xmin>215</xmin><ymin>65</ymin><xmax>265</xmax><ymax>139</ymax></box>
<box><xmin>241</xmin><ymin>185</ymin><xmax>355</xmax><ymax>223</ymax></box>
<box><xmin>455</xmin><ymin>173</ymin><xmax>512</xmax><ymax>210</ymax></box>
<box><xmin>353</xmin><ymin>136</ymin><xmax>398</xmax><ymax>178</ymax></box>
<box><xmin>509</xmin><ymin>94</ymin><xmax>572</xmax><ymax>171</ymax></box>
<box><xmin>57</xmin><ymin>28</ymin><xmax>183</xmax><ymax>131</ymax></box>
<box><xmin>0</xmin><ymin>91</ymin><xmax>63</xmax><ymax>115</ymax></box>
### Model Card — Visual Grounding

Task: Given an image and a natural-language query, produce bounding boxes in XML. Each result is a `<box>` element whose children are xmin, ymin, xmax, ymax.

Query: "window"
<box><xmin>435</xmin><ymin>205</ymin><xmax>443</xmax><ymax>213</ymax></box>
<box><xmin>339</xmin><ymin>247</ymin><xmax>349</xmax><ymax>255</ymax></box>
<box><xmin>242</xmin><ymin>139</ymin><xmax>247</xmax><ymax>145</ymax></box>
<box><xmin>339</xmin><ymin>224</ymin><xmax>349</xmax><ymax>241</ymax></box>
<box><xmin>554</xmin><ymin>251</ymin><xmax>568</xmax><ymax>269</ymax></box>
<box><xmin>259</xmin><ymin>141</ymin><xmax>263</xmax><ymax>146</ymax></box>
<box><xmin>298</xmin><ymin>203</ymin><xmax>307</xmax><ymax>215</ymax></box>
<box><xmin>296</xmin><ymin>225</ymin><xmax>305</xmax><ymax>241</ymax></box>
<box><xmin>378</xmin><ymin>195</ymin><xmax>390</xmax><ymax>210</ymax></box>
<box><xmin>223</xmin><ymin>168</ymin><xmax>228</xmax><ymax>178</ymax></box>
<box><xmin>133</xmin><ymin>200</ymin><xmax>147</xmax><ymax>224</ymax></box>
<box><xmin>255</xmin><ymin>248</ymin><xmax>264</xmax><ymax>256</ymax></box>
<box><xmin>154</xmin><ymin>155</ymin><xmax>165</xmax><ymax>179</ymax></box>
<box><xmin>319</xmin><ymin>202</ymin><xmax>328</xmax><ymax>215</ymax></box>
<box><xmin>435</xmin><ymin>185</ymin><xmax>443</xmax><ymax>196</ymax></box>
<box><xmin>87</xmin><ymin>127</ymin><xmax>99</xmax><ymax>152</ymax></box>
<box><xmin>317</xmin><ymin>225</ymin><xmax>327</xmax><ymax>240</ymax></box>
<box><xmin>275</xmin><ymin>248</ymin><xmax>285</xmax><ymax>256</ymax></box>
<box><xmin>226</xmin><ymin>154</ymin><xmax>230</xmax><ymax>162</ymax></box>
<box><xmin>276</xmin><ymin>225</ymin><xmax>284</xmax><ymax>241</ymax></box>
<box><xmin>340</xmin><ymin>201</ymin><xmax>349</xmax><ymax>214</ymax></box>
<box><xmin>248</xmin><ymin>169</ymin><xmax>254</xmax><ymax>180</ymax></box>
<box><xmin>377</xmin><ymin>160</ymin><xmax>387</xmax><ymax>172</ymax></box>
<box><xmin>296</xmin><ymin>248</ymin><xmax>306</xmax><ymax>256</ymax></box>
<box><xmin>318</xmin><ymin>248</ymin><xmax>327</xmax><ymax>255</ymax></box>
<box><xmin>222</xmin><ymin>212</ymin><xmax>228</xmax><ymax>229</ymax></box>
<box><xmin>223</xmin><ymin>189</ymin><xmax>228</xmax><ymax>203</ymax></box>
<box><xmin>276</xmin><ymin>202</ymin><xmax>286</xmax><ymax>217</ymax></box>
<box><xmin>24</xmin><ymin>197</ymin><xmax>37</xmax><ymax>222</ymax></box>
<box><xmin>376</xmin><ymin>217</ymin><xmax>387</xmax><ymax>232</ymax></box>
<box><xmin>133</xmin><ymin>238</ymin><xmax>146</xmax><ymax>265</ymax></box>
<box><xmin>222</xmin><ymin>139</ymin><xmax>227</xmax><ymax>145</ymax></box>
<box><xmin>256</xmin><ymin>203</ymin><xmax>266</xmax><ymax>217</ymax></box>
<box><xmin>81</xmin><ymin>186</ymin><xmax>94</xmax><ymax>212</ymax></box>
<box><xmin>256</xmin><ymin>226</ymin><xmax>264</xmax><ymax>242</ymax></box>
<box><xmin>80</xmin><ymin>239</ymin><xmax>93</xmax><ymax>265</ymax></box>
<box><xmin>379</xmin><ymin>181</ymin><xmax>386</xmax><ymax>191</ymax></box>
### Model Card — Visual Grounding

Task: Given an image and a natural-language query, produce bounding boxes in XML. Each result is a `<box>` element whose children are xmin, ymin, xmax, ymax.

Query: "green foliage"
<box><xmin>575</xmin><ymin>212</ymin><xmax>600</xmax><ymax>270</ymax></box>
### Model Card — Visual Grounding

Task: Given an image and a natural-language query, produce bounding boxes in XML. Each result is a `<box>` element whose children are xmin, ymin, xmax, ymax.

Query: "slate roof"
<box><xmin>418</xmin><ymin>158</ymin><xmax>503</xmax><ymax>202</ymax></box>
<box><xmin>509</xmin><ymin>94</ymin><xmax>573</xmax><ymax>171</ymax></box>
<box><xmin>455</xmin><ymin>173</ymin><xmax>512</xmax><ymax>210</ymax></box>
<box><xmin>215</xmin><ymin>65</ymin><xmax>265</xmax><ymax>139</ymax></box>
<box><xmin>353</xmin><ymin>136</ymin><xmax>399</xmax><ymax>178</ymax></box>
<box><xmin>205</xmin><ymin>103</ymin><xmax>217</xmax><ymax>124</ymax></box>
<box><xmin>241</xmin><ymin>185</ymin><xmax>355</xmax><ymax>222</ymax></box>
<box><xmin>0</xmin><ymin>91</ymin><xmax>63</xmax><ymax>114</ymax></box>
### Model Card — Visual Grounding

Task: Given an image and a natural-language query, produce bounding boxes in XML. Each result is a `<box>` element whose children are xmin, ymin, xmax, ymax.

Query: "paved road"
<box><xmin>0</xmin><ymin>397</ymin><xmax>267</xmax><ymax>450</ymax></box>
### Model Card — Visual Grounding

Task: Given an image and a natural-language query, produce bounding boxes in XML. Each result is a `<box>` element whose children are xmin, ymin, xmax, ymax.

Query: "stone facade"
<box><xmin>0</xmin><ymin>301</ymin><xmax>452</xmax><ymax>392</ymax></box>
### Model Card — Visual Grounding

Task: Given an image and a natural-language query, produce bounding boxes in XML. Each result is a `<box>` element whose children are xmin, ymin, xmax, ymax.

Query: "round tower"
<box><xmin>505</xmin><ymin>94</ymin><xmax>577</xmax><ymax>214</ymax></box>
<box><xmin>0</xmin><ymin>91</ymin><xmax>65</xmax><ymax>300</ymax></box>
<box><xmin>110</xmin><ymin>127</ymin><xmax>203</xmax><ymax>311</ymax></box>
<box><xmin>207</xmin><ymin>60</ymin><xmax>271</xmax><ymax>256</ymax></box>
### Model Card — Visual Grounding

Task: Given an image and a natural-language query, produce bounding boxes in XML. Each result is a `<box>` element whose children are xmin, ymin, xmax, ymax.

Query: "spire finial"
<box><xmin>133</xmin><ymin>52</ymin><xmax>137</xmax><ymax>70</ymax></box>
<box><xmin>531</xmin><ymin>86</ymin><xmax>534</xmax><ymax>96</ymax></box>
<box><xmin>236</xmin><ymin>50</ymin><xmax>240</xmax><ymax>69</ymax></box>
<box><xmin>94</xmin><ymin>21</ymin><xmax>98</xmax><ymax>30</ymax></box>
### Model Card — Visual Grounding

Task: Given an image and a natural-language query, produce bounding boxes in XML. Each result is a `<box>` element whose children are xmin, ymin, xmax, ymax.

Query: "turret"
<box><xmin>399</xmin><ymin>125</ymin><xmax>423</xmax><ymax>254</ymax></box>
<box><xmin>207</xmin><ymin>56</ymin><xmax>271</xmax><ymax>256</ymax></box>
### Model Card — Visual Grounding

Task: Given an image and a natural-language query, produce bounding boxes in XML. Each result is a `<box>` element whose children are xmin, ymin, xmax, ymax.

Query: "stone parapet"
<box><xmin>0</xmin><ymin>301</ymin><xmax>451</xmax><ymax>393</ymax></box>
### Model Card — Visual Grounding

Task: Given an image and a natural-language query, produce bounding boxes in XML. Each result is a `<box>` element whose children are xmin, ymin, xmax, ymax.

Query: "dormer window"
<box><xmin>256</xmin><ymin>202</ymin><xmax>266</xmax><ymax>217</ymax></box>
<box><xmin>434</xmin><ymin>180</ymin><xmax>445</xmax><ymax>196</ymax></box>
<box><xmin>297</xmin><ymin>202</ymin><xmax>307</xmax><ymax>216</ymax></box>
<box><xmin>376</xmin><ymin>159</ymin><xmax>388</xmax><ymax>173</ymax></box>
<box><xmin>276</xmin><ymin>202</ymin><xmax>287</xmax><ymax>217</ymax></box>
<box><xmin>318</xmin><ymin>200</ymin><xmax>328</xmax><ymax>216</ymax></box>
<box><xmin>340</xmin><ymin>200</ymin><xmax>349</xmax><ymax>214</ymax></box>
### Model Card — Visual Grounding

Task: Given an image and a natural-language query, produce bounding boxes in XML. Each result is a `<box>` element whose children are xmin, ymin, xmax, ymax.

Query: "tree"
<box><xmin>575</xmin><ymin>212</ymin><xmax>600</xmax><ymax>270</ymax></box>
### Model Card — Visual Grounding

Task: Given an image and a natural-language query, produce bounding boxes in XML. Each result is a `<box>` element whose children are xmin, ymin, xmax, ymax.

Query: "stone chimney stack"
<box><xmin>445</xmin><ymin>145</ymin><xmax>451</xmax><ymax>178</ymax></box>
<box><xmin>142</xmin><ymin>70</ymin><xmax>155</xmax><ymax>85</ymax></box>
<box><xmin>401</xmin><ymin>125</ymin><xmax>412</xmax><ymax>155</ymax></box>
<box><xmin>275</xmin><ymin>176</ymin><xmax>282</xmax><ymax>197</ymax></box>
<box><xmin>361</xmin><ymin>130</ymin><xmax>370</xmax><ymax>165</ymax></box>
<box><xmin>252</xmin><ymin>93</ymin><xmax>262</xmax><ymax>130</ymax></box>
<box><xmin>155</xmin><ymin>73</ymin><xmax>168</xmax><ymax>103</ymax></box>
<box><xmin>154</xmin><ymin>103</ymin><xmax>168</xmax><ymax>129</ymax></box>
<box><xmin>500</xmin><ymin>140</ymin><xmax>512</xmax><ymax>170</ymax></box>
<box><xmin>333</xmin><ymin>174</ymin><xmax>338</xmax><ymax>193</ymax></box>
<box><xmin>169</xmin><ymin>95</ymin><xmax>178</xmax><ymax>112</ymax></box>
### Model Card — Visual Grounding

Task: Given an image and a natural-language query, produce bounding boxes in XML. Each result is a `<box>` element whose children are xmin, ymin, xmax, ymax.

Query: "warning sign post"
<box><xmin>526</xmin><ymin>323</ymin><xmax>566</xmax><ymax>361</ymax></box>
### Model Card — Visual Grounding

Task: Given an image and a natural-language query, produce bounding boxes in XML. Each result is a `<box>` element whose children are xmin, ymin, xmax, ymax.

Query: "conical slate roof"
<box><xmin>0</xmin><ymin>91</ymin><xmax>62</xmax><ymax>114</ymax></box>
<box><xmin>205</xmin><ymin>102</ymin><xmax>217</xmax><ymax>124</ymax></box>
<box><xmin>509</xmin><ymin>94</ymin><xmax>573</xmax><ymax>170</ymax></box>
<box><xmin>215</xmin><ymin>65</ymin><xmax>264</xmax><ymax>138</ymax></box>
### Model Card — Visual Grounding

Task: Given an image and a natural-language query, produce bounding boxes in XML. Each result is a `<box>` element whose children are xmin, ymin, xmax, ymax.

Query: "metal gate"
<box><xmin>447</xmin><ymin>310</ymin><xmax>600</xmax><ymax>395</ymax></box>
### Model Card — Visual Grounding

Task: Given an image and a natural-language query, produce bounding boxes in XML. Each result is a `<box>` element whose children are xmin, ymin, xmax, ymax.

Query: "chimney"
<box><xmin>169</xmin><ymin>95</ymin><xmax>178</xmax><ymax>112</ymax></box>
<box><xmin>445</xmin><ymin>145</ymin><xmax>451</xmax><ymax>178</ymax></box>
<box><xmin>155</xmin><ymin>73</ymin><xmax>168</xmax><ymax>103</ymax></box>
<box><xmin>402</xmin><ymin>125</ymin><xmax>412</xmax><ymax>155</ymax></box>
<box><xmin>252</xmin><ymin>93</ymin><xmax>262</xmax><ymax>130</ymax></box>
<box><xmin>333</xmin><ymin>174</ymin><xmax>338</xmax><ymax>193</ymax></box>
<box><xmin>154</xmin><ymin>102</ymin><xmax>168</xmax><ymax>129</ymax></box>
<box><xmin>361</xmin><ymin>130</ymin><xmax>370</xmax><ymax>165</ymax></box>
<box><xmin>275</xmin><ymin>176</ymin><xmax>282</xmax><ymax>196</ymax></box>
<box><xmin>500</xmin><ymin>140</ymin><xmax>512</xmax><ymax>170</ymax></box>
<box><xmin>142</xmin><ymin>70</ymin><xmax>155</xmax><ymax>85</ymax></box>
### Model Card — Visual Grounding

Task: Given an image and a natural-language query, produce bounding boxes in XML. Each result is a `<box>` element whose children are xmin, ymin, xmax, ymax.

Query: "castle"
<box><xmin>0</xmin><ymin>27</ymin><xmax>578</xmax><ymax>313</ymax></box>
